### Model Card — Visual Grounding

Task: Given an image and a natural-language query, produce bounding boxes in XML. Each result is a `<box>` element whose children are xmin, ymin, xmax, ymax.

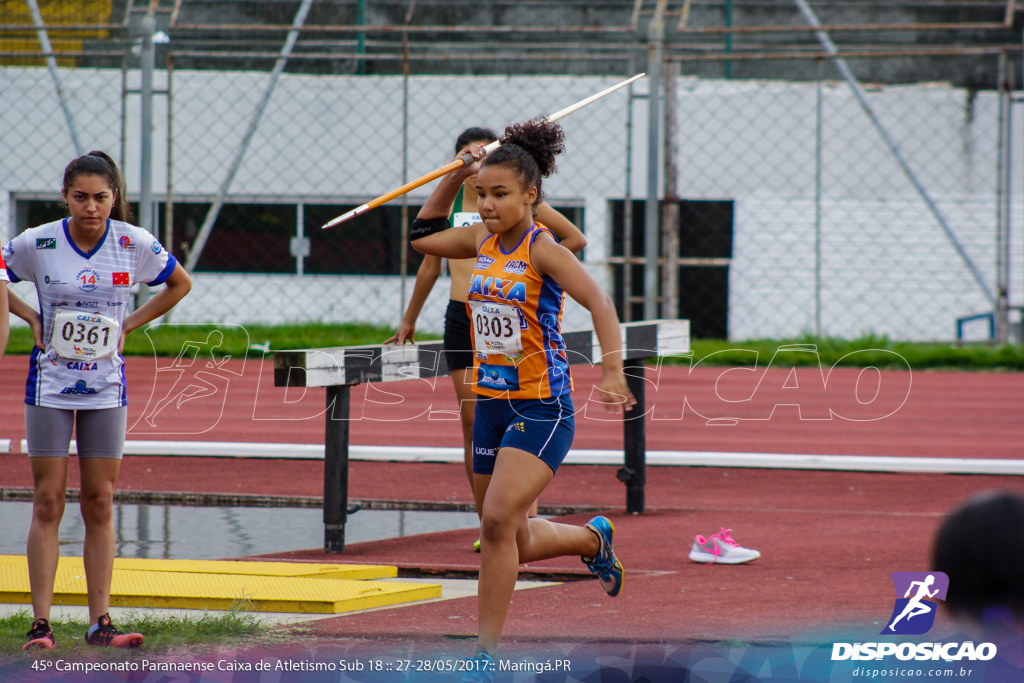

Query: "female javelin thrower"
<box><xmin>410</xmin><ymin>119</ymin><xmax>634</xmax><ymax>674</ymax></box>
<box><xmin>387</xmin><ymin>127</ymin><xmax>586</xmax><ymax>549</ymax></box>
<box><xmin>3</xmin><ymin>151</ymin><xmax>191</xmax><ymax>650</ymax></box>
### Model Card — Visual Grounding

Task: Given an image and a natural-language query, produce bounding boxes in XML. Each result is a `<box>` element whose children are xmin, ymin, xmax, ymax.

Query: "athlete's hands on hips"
<box><xmin>595</xmin><ymin>369</ymin><xmax>637</xmax><ymax>414</ymax></box>
<box><xmin>384</xmin><ymin>321</ymin><xmax>416</xmax><ymax>344</ymax></box>
<box><xmin>26</xmin><ymin>309</ymin><xmax>44</xmax><ymax>350</ymax></box>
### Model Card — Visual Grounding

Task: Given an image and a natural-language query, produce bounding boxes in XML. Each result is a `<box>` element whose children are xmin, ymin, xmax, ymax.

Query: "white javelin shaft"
<box><xmin>544</xmin><ymin>72</ymin><xmax>644</xmax><ymax>123</ymax></box>
<box><xmin>322</xmin><ymin>73</ymin><xmax>645</xmax><ymax>230</ymax></box>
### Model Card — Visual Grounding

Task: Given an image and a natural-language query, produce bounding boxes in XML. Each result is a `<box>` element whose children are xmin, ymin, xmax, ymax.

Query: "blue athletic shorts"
<box><xmin>472</xmin><ymin>394</ymin><xmax>575</xmax><ymax>475</ymax></box>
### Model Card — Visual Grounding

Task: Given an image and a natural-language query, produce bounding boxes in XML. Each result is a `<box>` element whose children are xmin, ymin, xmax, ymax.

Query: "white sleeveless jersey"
<box><xmin>2</xmin><ymin>219</ymin><xmax>176</xmax><ymax>409</ymax></box>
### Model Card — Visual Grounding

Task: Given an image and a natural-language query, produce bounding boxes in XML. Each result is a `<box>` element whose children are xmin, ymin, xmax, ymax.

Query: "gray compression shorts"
<box><xmin>25</xmin><ymin>405</ymin><xmax>127</xmax><ymax>459</ymax></box>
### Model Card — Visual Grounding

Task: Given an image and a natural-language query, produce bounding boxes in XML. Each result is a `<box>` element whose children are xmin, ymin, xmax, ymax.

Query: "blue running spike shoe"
<box><xmin>461</xmin><ymin>650</ymin><xmax>496</xmax><ymax>683</ymax></box>
<box><xmin>582</xmin><ymin>515</ymin><xmax>624</xmax><ymax>597</ymax></box>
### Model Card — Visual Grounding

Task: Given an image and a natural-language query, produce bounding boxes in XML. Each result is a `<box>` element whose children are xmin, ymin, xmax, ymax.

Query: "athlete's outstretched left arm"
<box><xmin>531</xmin><ymin>235</ymin><xmax>636</xmax><ymax>414</ymax></box>
<box><xmin>118</xmin><ymin>263</ymin><xmax>192</xmax><ymax>352</ymax></box>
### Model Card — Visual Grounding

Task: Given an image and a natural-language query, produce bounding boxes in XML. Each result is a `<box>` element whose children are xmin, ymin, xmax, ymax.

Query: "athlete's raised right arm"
<box><xmin>411</xmin><ymin>144</ymin><xmax>487</xmax><ymax>260</ymax></box>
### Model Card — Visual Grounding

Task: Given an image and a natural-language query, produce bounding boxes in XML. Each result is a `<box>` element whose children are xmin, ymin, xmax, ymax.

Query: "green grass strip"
<box><xmin>5</xmin><ymin>325</ymin><xmax>1021</xmax><ymax>370</ymax></box>
<box><xmin>6</xmin><ymin>322</ymin><xmax>440</xmax><ymax>358</ymax></box>
<box><xmin>0</xmin><ymin>604</ymin><xmax>266</xmax><ymax>657</ymax></box>
<box><xmin>686</xmin><ymin>334</ymin><xmax>1024</xmax><ymax>371</ymax></box>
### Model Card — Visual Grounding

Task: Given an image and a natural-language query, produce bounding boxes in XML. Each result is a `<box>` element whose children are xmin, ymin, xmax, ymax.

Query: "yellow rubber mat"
<box><xmin>0</xmin><ymin>555</ymin><xmax>396</xmax><ymax>581</ymax></box>
<box><xmin>0</xmin><ymin>559</ymin><xmax>439</xmax><ymax>613</ymax></box>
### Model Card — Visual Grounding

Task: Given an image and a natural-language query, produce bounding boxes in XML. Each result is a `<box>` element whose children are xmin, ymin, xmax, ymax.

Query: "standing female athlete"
<box><xmin>410</xmin><ymin>120</ymin><xmax>634</xmax><ymax>673</ymax></box>
<box><xmin>387</xmin><ymin>127</ymin><xmax>586</xmax><ymax>545</ymax></box>
<box><xmin>3</xmin><ymin>151</ymin><xmax>192</xmax><ymax>650</ymax></box>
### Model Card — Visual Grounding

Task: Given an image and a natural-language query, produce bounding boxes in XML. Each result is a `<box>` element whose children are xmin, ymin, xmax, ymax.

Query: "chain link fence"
<box><xmin>2</xmin><ymin>0</ymin><xmax>1021</xmax><ymax>343</ymax></box>
<box><xmin>657</xmin><ymin>53</ymin><xmax>1022</xmax><ymax>342</ymax></box>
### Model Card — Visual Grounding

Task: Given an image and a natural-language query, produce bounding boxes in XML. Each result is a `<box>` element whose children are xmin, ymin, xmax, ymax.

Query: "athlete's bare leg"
<box><xmin>27</xmin><ymin>457</ymin><xmax>68</xmax><ymax>622</ymax></box>
<box><xmin>79</xmin><ymin>457</ymin><xmax>121</xmax><ymax>623</ymax></box>
<box><xmin>475</xmin><ymin>447</ymin><xmax>599</xmax><ymax>654</ymax></box>
<box><xmin>452</xmin><ymin>369</ymin><xmax>539</xmax><ymax>519</ymax></box>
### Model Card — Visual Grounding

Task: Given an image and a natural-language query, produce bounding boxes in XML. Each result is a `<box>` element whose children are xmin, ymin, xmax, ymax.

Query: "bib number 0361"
<box><xmin>51</xmin><ymin>309</ymin><xmax>120</xmax><ymax>360</ymax></box>
<box><xmin>61</xmin><ymin>320</ymin><xmax>111</xmax><ymax>347</ymax></box>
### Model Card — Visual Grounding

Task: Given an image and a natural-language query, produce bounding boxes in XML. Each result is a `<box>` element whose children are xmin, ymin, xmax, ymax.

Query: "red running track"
<box><xmin>0</xmin><ymin>355</ymin><xmax>1021</xmax><ymax>642</ymax></box>
<box><xmin>1</xmin><ymin>355</ymin><xmax>1021</xmax><ymax>459</ymax></box>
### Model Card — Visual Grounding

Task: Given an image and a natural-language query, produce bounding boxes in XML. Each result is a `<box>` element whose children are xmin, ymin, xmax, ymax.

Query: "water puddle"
<box><xmin>0</xmin><ymin>501</ymin><xmax>479</xmax><ymax>560</ymax></box>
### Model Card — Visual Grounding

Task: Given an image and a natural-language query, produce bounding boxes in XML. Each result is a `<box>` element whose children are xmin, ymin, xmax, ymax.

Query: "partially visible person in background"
<box><xmin>932</xmin><ymin>490</ymin><xmax>1024</xmax><ymax>639</ymax></box>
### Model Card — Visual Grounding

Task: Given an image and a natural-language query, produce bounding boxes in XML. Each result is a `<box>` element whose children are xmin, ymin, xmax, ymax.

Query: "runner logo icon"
<box><xmin>882</xmin><ymin>572</ymin><xmax>949</xmax><ymax>635</ymax></box>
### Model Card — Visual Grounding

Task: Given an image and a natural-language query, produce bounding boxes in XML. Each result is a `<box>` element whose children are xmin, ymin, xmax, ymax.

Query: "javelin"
<box><xmin>322</xmin><ymin>73</ymin><xmax>645</xmax><ymax>229</ymax></box>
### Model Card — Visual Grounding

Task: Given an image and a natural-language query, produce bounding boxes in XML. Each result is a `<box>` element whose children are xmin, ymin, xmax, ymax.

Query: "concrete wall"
<box><xmin>2</xmin><ymin>67</ymin><xmax>1019</xmax><ymax>340</ymax></box>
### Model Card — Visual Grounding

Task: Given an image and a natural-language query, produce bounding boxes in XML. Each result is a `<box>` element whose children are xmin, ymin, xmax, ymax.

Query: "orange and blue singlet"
<box><xmin>466</xmin><ymin>223</ymin><xmax>573</xmax><ymax>400</ymax></box>
<box><xmin>467</xmin><ymin>223</ymin><xmax>575</xmax><ymax>475</ymax></box>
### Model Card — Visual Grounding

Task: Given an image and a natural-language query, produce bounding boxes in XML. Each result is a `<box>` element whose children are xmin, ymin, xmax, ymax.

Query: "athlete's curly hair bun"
<box><xmin>482</xmin><ymin>118</ymin><xmax>565</xmax><ymax>211</ymax></box>
<box><xmin>499</xmin><ymin>119</ymin><xmax>565</xmax><ymax>178</ymax></box>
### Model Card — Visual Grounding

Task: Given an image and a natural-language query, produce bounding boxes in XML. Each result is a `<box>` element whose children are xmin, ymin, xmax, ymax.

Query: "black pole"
<box><xmin>324</xmin><ymin>384</ymin><xmax>351</xmax><ymax>553</ymax></box>
<box><xmin>619</xmin><ymin>357</ymin><xmax>646</xmax><ymax>514</ymax></box>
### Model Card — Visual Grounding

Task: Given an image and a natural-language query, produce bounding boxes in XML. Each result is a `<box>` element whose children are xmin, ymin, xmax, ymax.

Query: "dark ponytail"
<box><xmin>62</xmin><ymin>151</ymin><xmax>134</xmax><ymax>223</ymax></box>
<box><xmin>454</xmin><ymin>126</ymin><xmax>498</xmax><ymax>155</ymax></box>
<box><xmin>481</xmin><ymin>119</ymin><xmax>565</xmax><ymax>211</ymax></box>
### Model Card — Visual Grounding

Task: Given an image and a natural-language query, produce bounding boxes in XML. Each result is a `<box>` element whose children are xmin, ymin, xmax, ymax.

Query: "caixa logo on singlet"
<box><xmin>60</xmin><ymin>380</ymin><xmax>98</xmax><ymax>396</ymax></box>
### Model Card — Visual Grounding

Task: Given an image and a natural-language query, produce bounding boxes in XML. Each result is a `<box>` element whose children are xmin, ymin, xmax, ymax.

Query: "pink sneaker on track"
<box><xmin>689</xmin><ymin>528</ymin><xmax>761</xmax><ymax>564</ymax></box>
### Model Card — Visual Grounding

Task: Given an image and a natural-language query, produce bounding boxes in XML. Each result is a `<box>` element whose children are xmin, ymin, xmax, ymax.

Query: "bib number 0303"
<box><xmin>476</xmin><ymin>313</ymin><xmax>515</xmax><ymax>339</ymax></box>
<box><xmin>51</xmin><ymin>309</ymin><xmax>120</xmax><ymax>360</ymax></box>
<box><xmin>468</xmin><ymin>300</ymin><xmax>523</xmax><ymax>356</ymax></box>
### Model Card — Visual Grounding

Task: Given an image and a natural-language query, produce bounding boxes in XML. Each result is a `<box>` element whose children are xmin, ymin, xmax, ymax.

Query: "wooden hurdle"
<box><xmin>273</xmin><ymin>319</ymin><xmax>690</xmax><ymax>553</ymax></box>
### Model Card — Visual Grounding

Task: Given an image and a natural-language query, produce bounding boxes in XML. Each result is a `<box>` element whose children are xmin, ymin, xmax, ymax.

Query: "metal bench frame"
<box><xmin>273</xmin><ymin>319</ymin><xmax>689</xmax><ymax>553</ymax></box>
